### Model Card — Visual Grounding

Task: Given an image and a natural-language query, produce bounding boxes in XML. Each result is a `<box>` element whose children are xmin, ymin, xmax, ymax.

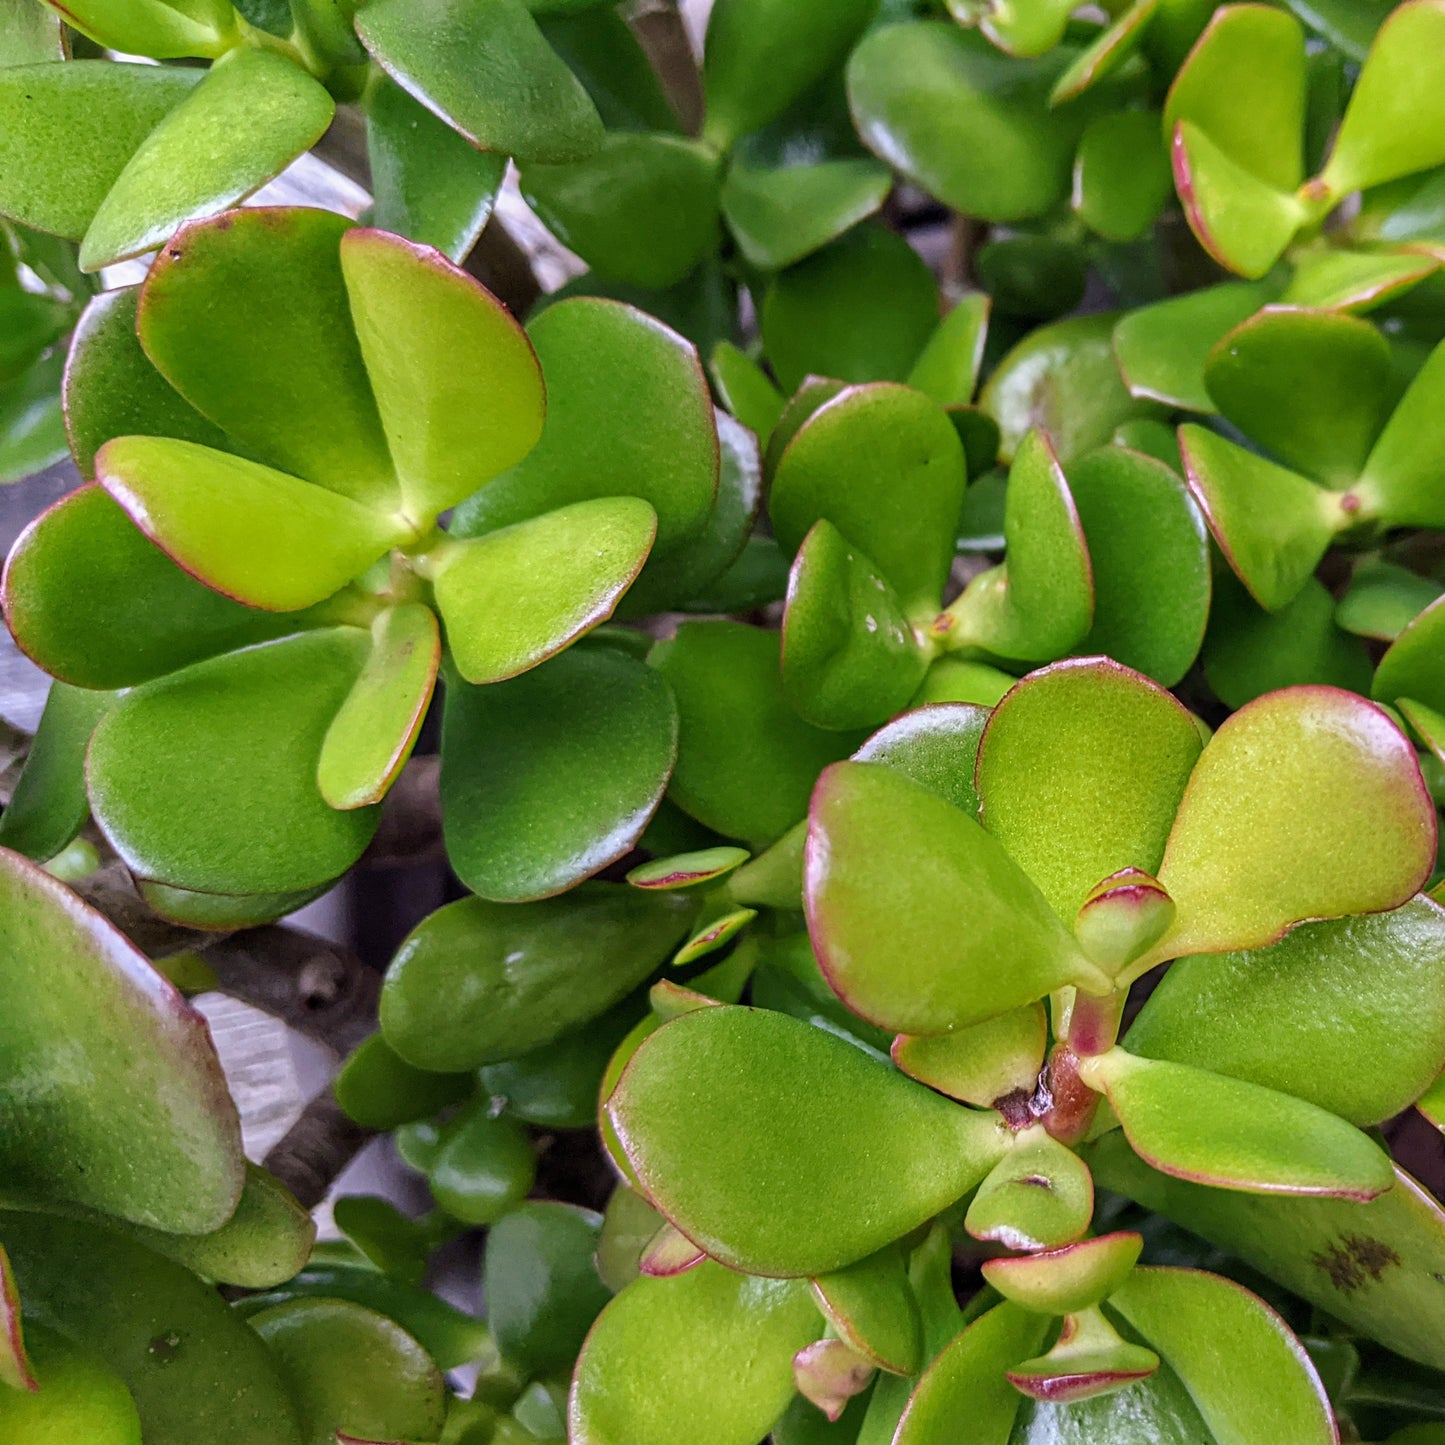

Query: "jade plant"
<box><xmin>4</xmin><ymin>0</ymin><xmax>1445</xmax><ymax>1442</ymax></box>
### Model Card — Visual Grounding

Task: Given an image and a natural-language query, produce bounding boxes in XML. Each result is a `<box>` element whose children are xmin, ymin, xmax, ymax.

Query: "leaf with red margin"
<box><xmin>811</xmin><ymin>1245</ymin><xmax>922</xmax><ymax>1376</ymax></box>
<box><xmin>0</xmin><ymin>1246</ymin><xmax>35</xmax><ymax>1393</ymax></box>
<box><xmin>1006</xmin><ymin>1306</ymin><xmax>1158</xmax><ymax>1402</ymax></box>
<box><xmin>982</xmin><ymin>1231</ymin><xmax>1142</xmax><ymax>1315</ymax></box>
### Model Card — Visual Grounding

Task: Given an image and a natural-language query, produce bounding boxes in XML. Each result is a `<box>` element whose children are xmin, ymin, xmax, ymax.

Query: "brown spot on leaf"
<box><xmin>1313</xmin><ymin>1235</ymin><xmax>1401</xmax><ymax>1292</ymax></box>
<box><xmin>994</xmin><ymin>1087</ymin><xmax>1035</xmax><ymax>1130</ymax></box>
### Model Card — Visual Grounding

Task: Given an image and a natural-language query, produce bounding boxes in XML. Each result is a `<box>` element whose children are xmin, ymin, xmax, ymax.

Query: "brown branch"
<box><xmin>624</xmin><ymin>0</ymin><xmax>704</xmax><ymax>135</ymax></box>
<box><xmin>262</xmin><ymin>1088</ymin><xmax>376</xmax><ymax>1210</ymax></box>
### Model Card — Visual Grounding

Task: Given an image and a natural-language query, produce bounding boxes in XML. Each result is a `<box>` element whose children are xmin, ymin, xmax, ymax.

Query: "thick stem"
<box><xmin>262</xmin><ymin>1089</ymin><xmax>375</xmax><ymax>1210</ymax></box>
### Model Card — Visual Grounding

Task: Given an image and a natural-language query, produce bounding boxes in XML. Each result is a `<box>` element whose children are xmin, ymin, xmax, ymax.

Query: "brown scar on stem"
<box><xmin>1312</xmin><ymin>1235</ymin><xmax>1401</xmax><ymax>1292</ymax></box>
<box><xmin>994</xmin><ymin>1087</ymin><xmax>1035</xmax><ymax>1130</ymax></box>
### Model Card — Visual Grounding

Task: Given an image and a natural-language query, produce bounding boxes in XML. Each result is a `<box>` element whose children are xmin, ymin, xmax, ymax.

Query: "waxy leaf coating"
<box><xmin>982</xmin><ymin>1232</ymin><xmax>1143</xmax><ymax>1315</ymax></box>
<box><xmin>812</xmin><ymin>1246</ymin><xmax>922</xmax><ymax>1376</ymax></box>
<box><xmin>610</xmin><ymin>1005</ymin><xmax>1008</xmax><ymax>1275</ymax></box>
<box><xmin>965</xmin><ymin>1128</ymin><xmax>1096</xmax><ymax>1252</ymax></box>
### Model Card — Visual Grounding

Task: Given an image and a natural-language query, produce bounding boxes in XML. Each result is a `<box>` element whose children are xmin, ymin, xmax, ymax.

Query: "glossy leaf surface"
<box><xmin>1072</xmin><ymin>110</ymin><xmax>1171</xmax><ymax>242</ymax></box>
<box><xmin>813</xmin><ymin>1247</ymin><xmax>922</xmax><ymax>1376</ymax></box>
<box><xmin>851</xmin><ymin>702</ymin><xmax>989</xmax><ymax>817</ymax></box>
<box><xmin>427</xmin><ymin>1106</ymin><xmax>536</xmax><ymax>1225</ymax></box>
<box><xmin>723</xmin><ymin>159</ymin><xmax>891</xmax><ymax>273</ymax></box>
<box><xmin>982</xmin><ymin>1232</ymin><xmax>1143</xmax><ymax>1315</ymax></box>
<box><xmin>893</xmin><ymin>1004</ymin><xmax>1046</xmax><ymax>1109</ymax></box>
<box><xmin>965</xmin><ymin>1129</ymin><xmax>1095</xmax><ymax>1251</ymax></box>
<box><xmin>440</xmin><ymin>645</ymin><xmax>677</xmax><ymax>900</ymax></box>
<box><xmin>610</xmin><ymin>1006</ymin><xmax>1007</xmax><ymax>1275</ymax></box>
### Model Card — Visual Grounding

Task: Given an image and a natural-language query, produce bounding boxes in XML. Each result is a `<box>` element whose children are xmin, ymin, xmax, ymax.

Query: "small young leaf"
<box><xmin>965</xmin><ymin>1128</ymin><xmax>1095</xmax><ymax>1251</ymax></box>
<box><xmin>982</xmin><ymin>1232</ymin><xmax>1143</xmax><ymax>1315</ymax></box>
<box><xmin>427</xmin><ymin>1106</ymin><xmax>536</xmax><ymax>1225</ymax></box>
<box><xmin>893</xmin><ymin>1003</ymin><xmax>1047</xmax><ymax>1109</ymax></box>
<box><xmin>812</xmin><ymin>1246</ymin><xmax>922</xmax><ymax>1376</ymax></box>
<box><xmin>1006</xmin><ymin>1306</ymin><xmax>1158</xmax><ymax>1403</ymax></box>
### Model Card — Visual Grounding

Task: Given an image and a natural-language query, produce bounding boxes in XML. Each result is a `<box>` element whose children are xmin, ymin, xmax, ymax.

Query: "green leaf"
<box><xmin>317</xmin><ymin>603</ymin><xmax>438</xmax><ymax>810</ymax></box>
<box><xmin>88</xmin><ymin>628</ymin><xmax>380</xmax><ymax>896</ymax></box>
<box><xmin>426</xmin><ymin>1105</ymin><xmax>535</xmax><ymax>1225</ymax></box>
<box><xmin>1068</xmin><ymin>445</ymin><xmax>1211</xmax><ymax>686</ymax></box>
<box><xmin>1282</xmin><ymin>246</ymin><xmax>1440</xmax><ymax>312</ymax></box>
<box><xmin>434</xmin><ymin>498</ymin><xmax>655</xmax><ymax>685</ymax></box>
<box><xmin>355</xmin><ymin>0</ymin><xmax>603</xmax><ymax>162</ymax></box>
<box><xmin>976</xmin><ymin>235</ymin><xmax>1087</xmax><ymax>323</ymax></box>
<box><xmin>1072</xmin><ymin>110</ymin><xmax>1171</xmax><ymax>242</ymax></box>
<box><xmin>1163</xmin><ymin>3</ymin><xmax>1305</xmax><ymax>191</ymax></box>
<box><xmin>379</xmin><ymin>884</ymin><xmax>694</xmax><ymax>1071</ymax></box>
<box><xmin>610</xmin><ymin>1005</ymin><xmax>1008</xmax><ymax>1275</ymax></box>
<box><xmin>1375</xmin><ymin>592</ymin><xmax>1445</xmax><ymax>714</ymax></box>
<box><xmin>907</xmin><ymin>293</ymin><xmax>990</xmax><ymax>409</ymax></box>
<box><xmin>249</xmin><ymin>1298</ymin><xmax>445</xmax><ymax>1445</ymax></box>
<box><xmin>137</xmin><ymin>207</ymin><xmax>397</xmax><ymax>507</ymax></box>
<box><xmin>852</xmin><ymin>702</ymin><xmax>990</xmax><ymax>817</ymax></box>
<box><xmin>982</xmin><ymin>1232</ymin><xmax>1142</xmax><ymax>1316</ymax></box>
<box><xmin>1203</xmin><ymin>306</ymin><xmax>1395</xmax><ymax>487</ymax></box>
<box><xmin>966</xmin><ymin>1128</ymin><xmax>1095</xmax><ymax>1251</ymax></box>
<box><xmin>452</xmin><ymin>297</ymin><xmax>717</xmax><ymax>556</ymax></box>
<box><xmin>0</xmin><ymin>61</ymin><xmax>200</xmax><ymax>239</ymax></box>
<box><xmin>672</xmin><ymin>904</ymin><xmax>756</xmax><ymax>965</ymax></box>
<box><xmin>813</xmin><ymin>1247</ymin><xmax>922</xmax><ymax>1376</ymax></box>
<box><xmin>440</xmin><ymin>645</ymin><xmax>677</xmax><ymax>901</ymax></box>
<box><xmin>1146</xmin><ymin>685</ymin><xmax>1435</xmax><ymax>964</ymax></box>
<box><xmin>2</xmin><ymin>1212</ymin><xmax>301</xmax><ymax>1445</ymax></box>
<box><xmin>570</xmin><ymin>1260</ymin><xmax>821</xmax><ymax>1445</ymax></box>
<box><xmin>96</xmin><ymin>436</ymin><xmax>403</xmax><ymax>612</ymax></box>
<box><xmin>1203</xmin><ymin>570</ymin><xmax>1373</xmax><ymax>709</ymax></box>
<box><xmin>0</xmin><ymin>345</ymin><xmax>66</xmax><ymax>482</ymax></box>
<box><xmin>0</xmin><ymin>1321</ymin><xmax>136</xmax><ymax>1442</ymax></box>
<box><xmin>847</xmin><ymin>23</ymin><xmax>1080</xmax><ymax>222</ymax></box>
<box><xmin>1319</xmin><ymin>0</ymin><xmax>1445</xmax><ymax>197</ymax></box>
<box><xmin>42</xmin><ymin>0</ymin><xmax>235</xmax><ymax>56</ymax></box>
<box><xmin>893</xmin><ymin>1302</ymin><xmax>1050</xmax><ymax>1445</ymax></box>
<box><xmin>1178</xmin><ymin>424</ymin><xmax>1341</xmax><ymax>611</ymax></box>
<box><xmin>1081</xmin><ymin>1048</ymin><xmax>1395</xmax><ymax>1199</ymax></box>
<box><xmin>975</xmin><ymin>0</ymin><xmax>1076</xmax><ymax>56</ymax></box>
<box><xmin>649</xmin><ymin>620</ymin><xmax>860</xmax><ymax>847</ymax></box>
<box><xmin>1109</xmin><ymin>1268</ymin><xmax>1335</xmax><ymax>1443</ymax></box>
<box><xmin>806</xmin><ymin>761</ymin><xmax>1100</xmax><ymax>1033</ymax></box>
<box><xmin>1126</xmin><ymin>894</ymin><xmax>1445</xmax><ymax>1126</ymax></box>
<box><xmin>0</xmin><ymin>850</ymin><xmax>242</xmax><ymax>1230</ymax></box>
<box><xmin>781</xmin><ymin>522</ymin><xmax>930</xmax><ymax>730</ymax></box>
<box><xmin>1089</xmin><ymin>1134</ymin><xmax>1445</xmax><ymax>1370</ymax></box>
<box><xmin>709</xmin><ymin>341</ymin><xmax>785</xmax><ymax>440</ymax></box>
<box><xmin>761</xmin><ymin>225</ymin><xmax>940</xmax><ymax>394</ymax></box>
<box><xmin>79</xmin><ymin>49</ymin><xmax>333</xmax><ymax>272</ymax></box>
<box><xmin>335</xmin><ymin>1034</ymin><xmax>472</xmax><ymax>1132</ymax></box>
<box><xmin>628</xmin><ymin>845</ymin><xmax>748</xmax><ymax>892</ymax></box>
<box><xmin>537</xmin><ymin>6</ymin><xmax>680</xmax><ymax>134</ymax></box>
<box><xmin>1</xmin><ymin>484</ymin><xmax>302</xmax><ymax>689</ymax></box>
<box><xmin>976</xmin><ymin>657</ymin><xmax>1202</xmax><ymax>925</ymax></box>
<box><xmin>981</xmin><ymin>313</ymin><xmax>1163</xmax><ymax>463</ymax></box>
<box><xmin>1008</xmin><ymin>1306</ymin><xmax>1159</xmax><ymax>1404</ymax></box>
<box><xmin>1050</xmin><ymin>0</ymin><xmax>1160</xmax><ymax>103</ymax></box>
<box><xmin>1359</xmin><ymin>338</ymin><xmax>1445</xmax><ymax>527</ymax></box>
<box><xmin>0</xmin><ymin>0</ymin><xmax>63</xmax><ymax>64</ymax></box>
<box><xmin>366</xmin><ymin>77</ymin><xmax>507</xmax><ymax>263</ymax></box>
<box><xmin>1113</xmin><ymin>281</ymin><xmax>1279</xmax><ymax>413</ymax></box>
<box><xmin>339</xmin><ymin>227</ymin><xmax>545</xmax><ymax>523</ymax></box>
<box><xmin>722</xmin><ymin>158</ymin><xmax>892</xmax><ymax>273</ymax></box>
<box><xmin>771</xmin><ymin>382</ymin><xmax>964</xmax><ymax>609</ymax></box>
<box><xmin>1337</xmin><ymin>558</ymin><xmax>1442</xmax><ymax>640</ymax></box>
<box><xmin>521</xmin><ymin>132</ymin><xmax>720</xmax><ymax>288</ymax></box>
<box><xmin>484</xmin><ymin>1202</ymin><xmax>609</xmax><ymax>1375</ymax></box>
<box><xmin>893</xmin><ymin>1004</ymin><xmax>1047</xmax><ymax>1109</ymax></box>
<box><xmin>700</xmin><ymin>0</ymin><xmax>877</xmax><ymax>149</ymax></box>
<box><xmin>944</xmin><ymin>429</ymin><xmax>1094</xmax><ymax>661</ymax></box>
<box><xmin>62</xmin><ymin>285</ymin><xmax>228</xmax><ymax>480</ymax></box>
<box><xmin>0</xmin><ymin>681</ymin><xmax>111</xmax><ymax>860</ymax></box>
<box><xmin>0</xmin><ymin>285</ymin><xmax>69</xmax><ymax>385</ymax></box>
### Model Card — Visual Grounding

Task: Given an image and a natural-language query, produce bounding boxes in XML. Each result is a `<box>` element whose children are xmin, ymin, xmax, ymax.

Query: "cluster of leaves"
<box><xmin>4</xmin><ymin>0</ymin><xmax>1445</xmax><ymax>1441</ymax></box>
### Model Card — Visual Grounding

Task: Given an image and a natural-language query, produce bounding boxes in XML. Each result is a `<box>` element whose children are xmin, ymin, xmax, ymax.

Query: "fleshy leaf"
<box><xmin>976</xmin><ymin>657</ymin><xmax>1202</xmax><ymax>926</ymax></box>
<box><xmin>339</xmin><ymin>227</ymin><xmax>545</xmax><ymax>522</ymax></box>
<box><xmin>88</xmin><ymin>628</ymin><xmax>379</xmax><ymax>896</ymax></box>
<box><xmin>770</xmin><ymin>382</ymin><xmax>964</xmax><ymax>609</ymax></box>
<box><xmin>806</xmin><ymin>760</ymin><xmax>1103</xmax><ymax>1034</ymax></box>
<box><xmin>318</xmin><ymin>603</ymin><xmax>439</xmax><ymax>810</ymax></box>
<box><xmin>1336</xmin><ymin>559</ymin><xmax>1442</xmax><ymax>641</ymax></box>
<box><xmin>440</xmin><ymin>645</ymin><xmax>677</xmax><ymax>901</ymax></box>
<box><xmin>1281</xmin><ymin>246</ymin><xmax>1440</xmax><ymax>312</ymax></box>
<box><xmin>96</xmin><ymin>436</ymin><xmax>404</xmax><ymax>613</ymax></box>
<box><xmin>650</xmin><ymin>620</ymin><xmax>860</xmax><ymax>847</ymax></box>
<box><xmin>893</xmin><ymin>1302</ymin><xmax>1051</xmax><ymax>1445</ymax></box>
<box><xmin>249</xmin><ymin>1298</ymin><xmax>445</xmax><ymax>1445</ymax></box>
<box><xmin>1109</xmin><ymin>1268</ymin><xmax>1335</xmax><ymax>1442</ymax></box>
<box><xmin>1359</xmin><ymin>338</ymin><xmax>1445</xmax><ymax>527</ymax></box>
<box><xmin>79</xmin><ymin>49</ymin><xmax>334</xmax><ymax>272</ymax></box>
<box><xmin>426</xmin><ymin>1104</ymin><xmax>535</xmax><ymax>1225</ymax></box>
<box><xmin>722</xmin><ymin>158</ymin><xmax>891</xmax><ymax>273</ymax></box>
<box><xmin>1178</xmin><ymin>423</ymin><xmax>1342</xmax><ymax>611</ymax></box>
<box><xmin>907</xmin><ymin>293</ymin><xmax>991</xmax><ymax>409</ymax></box>
<box><xmin>0</xmin><ymin>1245</ymin><xmax>34</xmax><ymax>1394</ymax></box>
<box><xmin>1203</xmin><ymin>305</ymin><xmax>1395</xmax><ymax>487</ymax></box>
<box><xmin>137</xmin><ymin>207</ymin><xmax>397</xmax><ymax>507</ymax></box>
<box><xmin>627</xmin><ymin>846</ymin><xmax>749</xmax><ymax>891</ymax></box>
<box><xmin>944</xmin><ymin>430</ymin><xmax>1094</xmax><ymax>661</ymax></box>
<box><xmin>334</xmin><ymin>1035</ymin><xmax>472</xmax><ymax>1133</ymax></box>
<box><xmin>569</xmin><ymin>1261</ymin><xmax>820</xmax><ymax>1445</ymax></box>
<box><xmin>434</xmin><ymin>498</ymin><xmax>656</xmax><ymax>684</ymax></box>
<box><xmin>609</xmin><ymin>1005</ymin><xmax>1008</xmax><ymax>1275</ymax></box>
<box><xmin>982</xmin><ymin>1232</ymin><xmax>1143</xmax><ymax>1315</ymax></box>
<box><xmin>521</xmin><ymin>133</ymin><xmax>721</xmax><ymax>288</ymax></box>
<box><xmin>1375</xmin><ymin>592</ymin><xmax>1445</xmax><ymax>734</ymax></box>
<box><xmin>893</xmin><ymin>1004</ymin><xmax>1047</xmax><ymax>1111</ymax></box>
<box><xmin>0</xmin><ymin>850</ymin><xmax>242</xmax><ymax>1231</ymax></box>
<box><xmin>671</xmin><ymin>906</ymin><xmax>756</xmax><ymax>966</ymax></box>
<box><xmin>812</xmin><ymin>1246</ymin><xmax>922</xmax><ymax>1375</ymax></box>
<box><xmin>1072</xmin><ymin>110</ymin><xmax>1171</xmax><ymax>242</ymax></box>
<box><xmin>1145</xmin><ymin>685</ymin><xmax>1435</xmax><ymax>963</ymax></box>
<box><xmin>1081</xmin><ymin>1048</ymin><xmax>1396</xmax><ymax>1199</ymax></box>
<box><xmin>355</xmin><ymin>0</ymin><xmax>603</xmax><ymax>162</ymax></box>
<box><xmin>34</xmin><ymin>0</ymin><xmax>233</xmax><ymax>55</ymax></box>
<box><xmin>452</xmin><ymin>297</ymin><xmax>717</xmax><ymax>557</ymax></box>
<box><xmin>847</xmin><ymin>23</ymin><xmax>1080</xmax><ymax>222</ymax></box>
<box><xmin>379</xmin><ymin>885</ymin><xmax>693</xmax><ymax>1071</ymax></box>
<box><xmin>1125</xmin><ymin>894</ymin><xmax>1445</xmax><ymax>1126</ymax></box>
<box><xmin>2</xmin><ymin>1212</ymin><xmax>300</xmax><ymax>1444</ymax></box>
<box><xmin>1074</xmin><ymin>870</ymin><xmax>1176</xmax><ymax>975</ymax></box>
<box><xmin>1113</xmin><ymin>280</ymin><xmax>1279</xmax><ymax>413</ymax></box>
<box><xmin>638</xmin><ymin>1222</ymin><xmax>706</xmax><ymax>1278</ymax></box>
<box><xmin>965</xmin><ymin>1128</ymin><xmax>1095</xmax><ymax>1251</ymax></box>
<box><xmin>708</xmin><ymin>342</ymin><xmax>785</xmax><ymax>441</ymax></box>
<box><xmin>0</xmin><ymin>62</ymin><xmax>201</xmax><ymax>239</ymax></box>
<box><xmin>1007</xmin><ymin>1306</ymin><xmax>1159</xmax><ymax>1403</ymax></box>
<box><xmin>852</xmin><ymin>702</ymin><xmax>990</xmax><ymax>817</ymax></box>
<box><xmin>760</xmin><ymin>225</ymin><xmax>940</xmax><ymax>394</ymax></box>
